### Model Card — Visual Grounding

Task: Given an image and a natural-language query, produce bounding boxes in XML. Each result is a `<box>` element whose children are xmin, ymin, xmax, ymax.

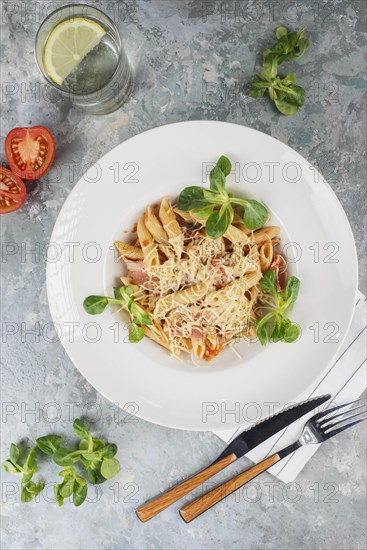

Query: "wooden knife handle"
<box><xmin>136</xmin><ymin>453</ymin><xmax>237</xmax><ymax>522</ymax></box>
<box><xmin>179</xmin><ymin>453</ymin><xmax>281</xmax><ymax>523</ymax></box>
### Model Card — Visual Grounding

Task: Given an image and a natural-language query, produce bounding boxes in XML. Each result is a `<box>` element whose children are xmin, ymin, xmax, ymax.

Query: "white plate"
<box><xmin>47</xmin><ymin>121</ymin><xmax>358</xmax><ymax>431</ymax></box>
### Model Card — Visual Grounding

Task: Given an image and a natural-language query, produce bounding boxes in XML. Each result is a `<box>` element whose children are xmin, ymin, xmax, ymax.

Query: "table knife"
<box><xmin>136</xmin><ymin>393</ymin><xmax>330</xmax><ymax>521</ymax></box>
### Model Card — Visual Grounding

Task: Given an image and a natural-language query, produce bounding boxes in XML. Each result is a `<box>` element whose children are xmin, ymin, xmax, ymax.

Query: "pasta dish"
<box><xmin>84</xmin><ymin>155</ymin><xmax>300</xmax><ymax>363</ymax></box>
<box><xmin>115</xmin><ymin>200</ymin><xmax>284</xmax><ymax>361</ymax></box>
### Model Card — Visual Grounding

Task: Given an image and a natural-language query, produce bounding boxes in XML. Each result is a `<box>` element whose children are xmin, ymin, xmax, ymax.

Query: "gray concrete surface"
<box><xmin>1</xmin><ymin>1</ymin><xmax>366</xmax><ymax>549</ymax></box>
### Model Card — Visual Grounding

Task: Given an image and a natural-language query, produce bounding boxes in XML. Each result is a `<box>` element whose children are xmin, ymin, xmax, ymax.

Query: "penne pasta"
<box><xmin>159</xmin><ymin>199</ymin><xmax>181</xmax><ymax>239</ymax></box>
<box><xmin>192</xmin><ymin>337</ymin><xmax>206</xmax><ymax>360</ymax></box>
<box><xmin>154</xmin><ymin>282</ymin><xmax>209</xmax><ymax>316</ymax></box>
<box><xmin>173</xmin><ymin>208</ymin><xmax>193</xmax><ymax>222</ymax></box>
<box><xmin>144</xmin><ymin>324</ymin><xmax>171</xmax><ymax>350</ymax></box>
<box><xmin>159</xmin><ymin>199</ymin><xmax>184</xmax><ymax>259</ymax></box>
<box><xmin>259</xmin><ymin>241</ymin><xmax>274</xmax><ymax>272</ymax></box>
<box><xmin>137</xmin><ymin>213</ymin><xmax>160</xmax><ymax>269</ymax></box>
<box><xmin>145</xmin><ymin>205</ymin><xmax>168</xmax><ymax>244</ymax></box>
<box><xmin>115</xmin><ymin>241</ymin><xmax>144</xmax><ymax>260</ymax></box>
<box><xmin>205</xmin><ymin>271</ymin><xmax>261</xmax><ymax>307</ymax></box>
<box><xmin>252</xmin><ymin>226</ymin><xmax>280</xmax><ymax>244</ymax></box>
<box><xmin>224</xmin><ymin>224</ymin><xmax>251</xmax><ymax>245</ymax></box>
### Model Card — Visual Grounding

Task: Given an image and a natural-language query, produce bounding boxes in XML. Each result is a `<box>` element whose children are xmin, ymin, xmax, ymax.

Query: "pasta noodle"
<box><xmin>137</xmin><ymin>213</ymin><xmax>160</xmax><ymax>269</ymax></box>
<box><xmin>115</xmin><ymin>242</ymin><xmax>144</xmax><ymax>260</ymax></box>
<box><xmin>145</xmin><ymin>206</ymin><xmax>168</xmax><ymax>244</ymax></box>
<box><xmin>114</xmin><ymin>200</ymin><xmax>286</xmax><ymax>362</ymax></box>
<box><xmin>259</xmin><ymin>241</ymin><xmax>273</xmax><ymax>272</ymax></box>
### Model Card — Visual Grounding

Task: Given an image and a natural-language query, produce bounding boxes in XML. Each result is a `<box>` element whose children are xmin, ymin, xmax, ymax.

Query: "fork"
<box><xmin>179</xmin><ymin>400</ymin><xmax>366</xmax><ymax>523</ymax></box>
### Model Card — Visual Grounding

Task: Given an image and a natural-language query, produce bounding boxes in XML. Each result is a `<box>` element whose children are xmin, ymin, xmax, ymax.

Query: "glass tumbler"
<box><xmin>35</xmin><ymin>4</ymin><xmax>134</xmax><ymax>114</ymax></box>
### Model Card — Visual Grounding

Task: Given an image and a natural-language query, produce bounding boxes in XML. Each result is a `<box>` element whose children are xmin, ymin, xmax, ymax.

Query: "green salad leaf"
<box><xmin>178</xmin><ymin>155</ymin><xmax>268</xmax><ymax>238</ymax></box>
<box><xmin>255</xmin><ymin>269</ymin><xmax>301</xmax><ymax>345</ymax></box>
<box><xmin>83</xmin><ymin>285</ymin><xmax>152</xmax><ymax>342</ymax></box>
<box><xmin>249</xmin><ymin>27</ymin><xmax>310</xmax><ymax>115</ymax></box>
<box><xmin>4</xmin><ymin>418</ymin><xmax>121</xmax><ymax>507</ymax></box>
<box><xmin>54</xmin><ymin>467</ymin><xmax>88</xmax><ymax>507</ymax></box>
<box><xmin>2</xmin><ymin>445</ymin><xmax>44</xmax><ymax>502</ymax></box>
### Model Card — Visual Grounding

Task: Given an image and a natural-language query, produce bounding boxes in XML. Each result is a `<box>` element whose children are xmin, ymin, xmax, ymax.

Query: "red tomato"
<box><xmin>0</xmin><ymin>167</ymin><xmax>26</xmax><ymax>214</ymax></box>
<box><xmin>5</xmin><ymin>126</ymin><xmax>56</xmax><ymax>180</ymax></box>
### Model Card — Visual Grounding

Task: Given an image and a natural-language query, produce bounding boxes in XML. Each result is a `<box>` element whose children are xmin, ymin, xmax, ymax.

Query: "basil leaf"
<box><xmin>283</xmin><ymin>323</ymin><xmax>301</xmax><ymax>343</ymax></box>
<box><xmin>2</xmin><ymin>460</ymin><xmax>20</xmax><ymax>474</ymax></box>
<box><xmin>129</xmin><ymin>324</ymin><xmax>145</xmax><ymax>343</ymax></box>
<box><xmin>83</xmin><ymin>296</ymin><xmax>109</xmax><ymax>315</ymax></box>
<box><xmin>205</xmin><ymin>205</ymin><xmax>233</xmax><ymax>239</ymax></box>
<box><xmin>36</xmin><ymin>435</ymin><xmax>63</xmax><ymax>456</ymax></box>
<box><xmin>243</xmin><ymin>199</ymin><xmax>268</xmax><ymax>230</ymax></box>
<box><xmin>73</xmin><ymin>419</ymin><xmax>91</xmax><ymax>441</ymax></box>
<box><xmin>73</xmin><ymin>478</ymin><xmax>88</xmax><ymax>507</ymax></box>
<box><xmin>10</xmin><ymin>443</ymin><xmax>20</xmax><ymax>465</ymax></box>
<box><xmin>284</xmin><ymin>276</ymin><xmax>300</xmax><ymax>305</ymax></box>
<box><xmin>178</xmin><ymin>186</ymin><xmax>207</xmax><ymax>211</ymax></box>
<box><xmin>216</xmin><ymin>155</ymin><xmax>232</xmax><ymax>177</ymax></box>
<box><xmin>260</xmin><ymin>269</ymin><xmax>277</xmax><ymax>295</ymax></box>
<box><xmin>101</xmin><ymin>457</ymin><xmax>120</xmax><ymax>480</ymax></box>
<box><xmin>209</xmin><ymin>165</ymin><xmax>226</xmax><ymax>193</ymax></box>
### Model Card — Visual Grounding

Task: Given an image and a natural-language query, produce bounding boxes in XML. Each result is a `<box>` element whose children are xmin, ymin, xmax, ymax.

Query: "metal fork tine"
<box><xmin>324</xmin><ymin>416</ymin><xmax>367</xmax><ymax>439</ymax></box>
<box><xmin>314</xmin><ymin>399</ymin><xmax>361</xmax><ymax>422</ymax></box>
<box><xmin>320</xmin><ymin>404</ymin><xmax>366</xmax><ymax>428</ymax></box>
<box><xmin>324</xmin><ymin>410</ymin><xmax>366</xmax><ymax>433</ymax></box>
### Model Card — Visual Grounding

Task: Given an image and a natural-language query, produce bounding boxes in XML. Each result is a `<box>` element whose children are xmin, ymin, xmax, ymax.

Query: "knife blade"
<box><xmin>213</xmin><ymin>394</ymin><xmax>330</xmax><ymax>464</ymax></box>
<box><xmin>136</xmin><ymin>394</ymin><xmax>330</xmax><ymax>522</ymax></box>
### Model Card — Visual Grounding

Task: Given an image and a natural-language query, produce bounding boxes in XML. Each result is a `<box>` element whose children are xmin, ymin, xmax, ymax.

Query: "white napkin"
<box><xmin>213</xmin><ymin>291</ymin><xmax>366</xmax><ymax>483</ymax></box>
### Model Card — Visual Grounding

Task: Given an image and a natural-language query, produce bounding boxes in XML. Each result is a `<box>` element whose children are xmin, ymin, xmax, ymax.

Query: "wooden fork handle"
<box><xmin>136</xmin><ymin>453</ymin><xmax>237</xmax><ymax>522</ymax></box>
<box><xmin>179</xmin><ymin>453</ymin><xmax>281</xmax><ymax>523</ymax></box>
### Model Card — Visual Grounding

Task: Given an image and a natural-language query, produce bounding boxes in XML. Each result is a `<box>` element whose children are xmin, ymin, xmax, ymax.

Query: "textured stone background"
<box><xmin>0</xmin><ymin>1</ymin><xmax>366</xmax><ymax>549</ymax></box>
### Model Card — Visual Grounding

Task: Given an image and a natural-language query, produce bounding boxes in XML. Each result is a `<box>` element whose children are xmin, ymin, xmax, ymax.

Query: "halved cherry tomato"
<box><xmin>5</xmin><ymin>126</ymin><xmax>55</xmax><ymax>180</ymax></box>
<box><xmin>0</xmin><ymin>167</ymin><xmax>26</xmax><ymax>214</ymax></box>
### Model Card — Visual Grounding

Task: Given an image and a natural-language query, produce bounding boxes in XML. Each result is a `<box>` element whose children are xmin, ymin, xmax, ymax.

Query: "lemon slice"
<box><xmin>44</xmin><ymin>18</ymin><xmax>106</xmax><ymax>85</ymax></box>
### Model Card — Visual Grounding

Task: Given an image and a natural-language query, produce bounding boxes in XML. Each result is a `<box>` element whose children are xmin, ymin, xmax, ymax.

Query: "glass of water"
<box><xmin>35</xmin><ymin>4</ymin><xmax>133</xmax><ymax>115</ymax></box>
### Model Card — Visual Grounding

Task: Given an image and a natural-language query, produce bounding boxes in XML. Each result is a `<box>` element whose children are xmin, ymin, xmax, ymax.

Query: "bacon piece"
<box><xmin>125</xmin><ymin>259</ymin><xmax>149</xmax><ymax>285</ymax></box>
<box><xmin>271</xmin><ymin>254</ymin><xmax>287</xmax><ymax>291</ymax></box>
